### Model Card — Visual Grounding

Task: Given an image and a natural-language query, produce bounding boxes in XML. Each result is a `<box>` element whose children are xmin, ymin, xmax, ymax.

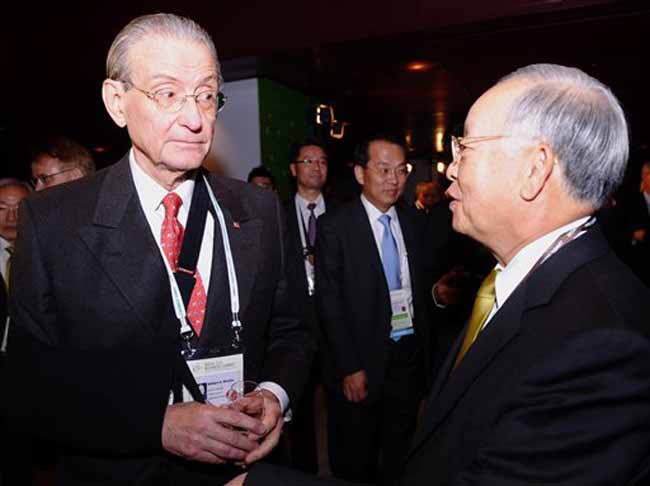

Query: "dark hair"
<box><xmin>31</xmin><ymin>136</ymin><xmax>95</xmax><ymax>175</ymax></box>
<box><xmin>353</xmin><ymin>133</ymin><xmax>406</xmax><ymax>167</ymax></box>
<box><xmin>247</xmin><ymin>165</ymin><xmax>276</xmax><ymax>185</ymax></box>
<box><xmin>288</xmin><ymin>139</ymin><xmax>327</xmax><ymax>165</ymax></box>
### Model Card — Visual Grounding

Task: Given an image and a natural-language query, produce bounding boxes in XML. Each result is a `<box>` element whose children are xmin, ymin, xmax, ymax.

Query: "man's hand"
<box><xmin>243</xmin><ymin>389</ymin><xmax>284</xmax><ymax>465</ymax></box>
<box><xmin>432</xmin><ymin>268</ymin><xmax>465</xmax><ymax>306</ymax></box>
<box><xmin>225</xmin><ymin>473</ymin><xmax>248</xmax><ymax>486</ymax></box>
<box><xmin>343</xmin><ymin>370</ymin><xmax>368</xmax><ymax>403</ymax></box>
<box><xmin>162</xmin><ymin>401</ymin><xmax>266</xmax><ymax>464</ymax></box>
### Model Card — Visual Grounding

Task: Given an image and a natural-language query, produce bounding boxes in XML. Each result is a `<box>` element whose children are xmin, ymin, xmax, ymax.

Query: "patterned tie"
<box><xmin>161</xmin><ymin>193</ymin><xmax>206</xmax><ymax>336</ymax></box>
<box><xmin>453</xmin><ymin>268</ymin><xmax>499</xmax><ymax>369</ymax></box>
<box><xmin>307</xmin><ymin>202</ymin><xmax>317</xmax><ymax>248</ymax></box>
<box><xmin>378</xmin><ymin>214</ymin><xmax>401</xmax><ymax>291</ymax></box>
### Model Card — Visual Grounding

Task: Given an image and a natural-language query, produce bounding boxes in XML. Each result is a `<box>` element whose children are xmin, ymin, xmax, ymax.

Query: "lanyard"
<box><xmin>527</xmin><ymin>216</ymin><xmax>595</xmax><ymax>278</ymax></box>
<box><xmin>163</xmin><ymin>174</ymin><xmax>242</xmax><ymax>347</ymax></box>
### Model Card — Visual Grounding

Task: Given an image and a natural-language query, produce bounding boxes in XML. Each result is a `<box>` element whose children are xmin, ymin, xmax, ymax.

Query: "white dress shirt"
<box><xmin>0</xmin><ymin>236</ymin><xmax>11</xmax><ymax>287</ymax></box>
<box><xmin>360</xmin><ymin>194</ymin><xmax>414</xmax><ymax>318</ymax></box>
<box><xmin>129</xmin><ymin>150</ymin><xmax>289</xmax><ymax>413</ymax></box>
<box><xmin>482</xmin><ymin>216</ymin><xmax>592</xmax><ymax>330</ymax></box>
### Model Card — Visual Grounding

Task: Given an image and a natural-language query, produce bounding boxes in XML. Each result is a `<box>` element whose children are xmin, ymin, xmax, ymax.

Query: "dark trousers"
<box><xmin>327</xmin><ymin>336</ymin><xmax>423</xmax><ymax>486</ymax></box>
<box><xmin>288</xmin><ymin>361</ymin><xmax>320</xmax><ymax>473</ymax></box>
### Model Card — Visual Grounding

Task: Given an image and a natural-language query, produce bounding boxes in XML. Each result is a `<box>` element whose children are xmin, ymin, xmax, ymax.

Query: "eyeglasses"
<box><xmin>295</xmin><ymin>158</ymin><xmax>328</xmax><ymax>167</ymax></box>
<box><xmin>30</xmin><ymin>167</ymin><xmax>78</xmax><ymax>187</ymax></box>
<box><xmin>126</xmin><ymin>83</ymin><xmax>227</xmax><ymax>114</ymax></box>
<box><xmin>450</xmin><ymin>135</ymin><xmax>507</xmax><ymax>163</ymax></box>
<box><xmin>366</xmin><ymin>163</ymin><xmax>411</xmax><ymax>179</ymax></box>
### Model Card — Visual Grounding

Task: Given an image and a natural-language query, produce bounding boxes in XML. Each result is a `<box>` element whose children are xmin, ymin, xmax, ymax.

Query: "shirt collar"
<box><xmin>0</xmin><ymin>237</ymin><xmax>11</xmax><ymax>253</ymax></box>
<box><xmin>494</xmin><ymin>216</ymin><xmax>591</xmax><ymax>309</ymax></box>
<box><xmin>360</xmin><ymin>193</ymin><xmax>397</xmax><ymax>222</ymax></box>
<box><xmin>295</xmin><ymin>192</ymin><xmax>325</xmax><ymax>212</ymax></box>
<box><xmin>129</xmin><ymin>149</ymin><xmax>196</xmax><ymax>219</ymax></box>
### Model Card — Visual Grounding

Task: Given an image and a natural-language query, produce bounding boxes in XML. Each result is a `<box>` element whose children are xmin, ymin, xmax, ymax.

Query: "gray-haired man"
<box><xmin>6</xmin><ymin>13</ymin><xmax>312</xmax><ymax>485</ymax></box>
<box><xmin>232</xmin><ymin>63</ymin><xmax>650</xmax><ymax>486</ymax></box>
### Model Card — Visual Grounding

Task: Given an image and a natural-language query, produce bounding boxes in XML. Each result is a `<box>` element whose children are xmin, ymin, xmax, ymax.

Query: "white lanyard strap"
<box><xmin>163</xmin><ymin>175</ymin><xmax>242</xmax><ymax>343</ymax></box>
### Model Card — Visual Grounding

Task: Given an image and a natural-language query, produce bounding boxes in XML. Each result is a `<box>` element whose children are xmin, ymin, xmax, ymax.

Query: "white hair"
<box><xmin>106</xmin><ymin>13</ymin><xmax>223</xmax><ymax>86</ymax></box>
<box><xmin>499</xmin><ymin>63</ymin><xmax>628</xmax><ymax>208</ymax></box>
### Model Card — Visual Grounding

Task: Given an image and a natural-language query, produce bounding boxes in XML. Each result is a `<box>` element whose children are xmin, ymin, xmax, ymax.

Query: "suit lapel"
<box><xmin>408</xmin><ymin>226</ymin><xmax>610</xmax><ymax>457</ymax></box>
<box><xmin>350</xmin><ymin>199</ymin><xmax>390</xmax><ymax>307</ymax></box>
<box><xmin>203</xmin><ymin>175</ymin><xmax>261</xmax><ymax>339</ymax></box>
<box><xmin>77</xmin><ymin>156</ymin><xmax>173</xmax><ymax>338</ymax></box>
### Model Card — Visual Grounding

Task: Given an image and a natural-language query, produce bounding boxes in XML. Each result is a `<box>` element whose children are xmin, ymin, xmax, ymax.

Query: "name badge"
<box><xmin>390</xmin><ymin>289</ymin><xmax>414</xmax><ymax>338</ymax></box>
<box><xmin>173</xmin><ymin>353</ymin><xmax>244</xmax><ymax>405</ymax></box>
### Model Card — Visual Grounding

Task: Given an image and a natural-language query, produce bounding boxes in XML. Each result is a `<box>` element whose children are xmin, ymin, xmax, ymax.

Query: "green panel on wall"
<box><xmin>258</xmin><ymin>77</ymin><xmax>311</xmax><ymax>199</ymax></box>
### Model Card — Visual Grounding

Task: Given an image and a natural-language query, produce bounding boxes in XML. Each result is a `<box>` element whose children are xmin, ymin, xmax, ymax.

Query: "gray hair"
<box><xmin>106</xmin><ymin>13</ymin><xmax>223</xmax><ymax>86</ymax></box>
<box><xmin>499</xmin><ymin>63</ymin><xmax>628</xmax><ymax>208</ymax></box>
<box><xmin>0</xmin><ymin>178</ymin><xmax>32</xmax><ymax>193</ymax></box>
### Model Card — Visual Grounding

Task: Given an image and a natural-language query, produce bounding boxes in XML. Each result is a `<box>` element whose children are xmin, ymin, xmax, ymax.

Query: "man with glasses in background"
<box><xmin>30</xmin><ymin>135</ymin><xmax>96</xmax><ymax>190</ymax></box>
<box><xmin>284</xmin><ymin>139</ymin><xmax>330</xmax><ymax>474</ymax></box>
<box><xmin>314</xmin><ymin>134</ymin><xmax>433</xmax><ymax>485</ymax></box>
<box><xmin>6</xmin><ymin>13</ymin><xmax>312</xmax><ymax>485</ymax></box>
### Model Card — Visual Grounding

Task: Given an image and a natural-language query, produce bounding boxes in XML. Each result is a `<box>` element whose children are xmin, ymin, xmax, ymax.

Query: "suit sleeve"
<box><xmin>260</xmin><ymin>194</ymin><xmax>316</xmax><ymax>407</ymax></box>
<box><xmin>4</xmin><ymin>200</ymin><xmax>175</xmax><ymax>455</ymax></box>
<box><xmin>315</xmin><ymin>215</ymin><xmax>362</xmax><ymax>377</ymax></box>
<box><xmin>454</xmin><ymin>329</ymin><xmax>650</xmax><ymax>486</ymax></box>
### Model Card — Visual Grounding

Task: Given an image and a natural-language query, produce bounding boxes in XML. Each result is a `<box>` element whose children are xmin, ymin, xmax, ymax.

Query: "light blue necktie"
<box><xmin>379</xmin><ymin>214</ymin><xmax>401</xmax><ymax>290</ymax></box>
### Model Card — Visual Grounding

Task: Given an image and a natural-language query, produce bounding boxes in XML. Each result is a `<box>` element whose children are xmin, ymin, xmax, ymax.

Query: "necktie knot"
<box><xmin>379</xmin><ymin>214</ymin><xmax>391</xmax><ymax>228</ymax></box>
<box><xmin>162</xmin><ymin>193</ymin><xmax>183</xmax><ymax>219</ymax></box>
<box><xmin>307</xmin><ymin>202</ymin><xmax>316</xmax><ymax>212</ymax></box>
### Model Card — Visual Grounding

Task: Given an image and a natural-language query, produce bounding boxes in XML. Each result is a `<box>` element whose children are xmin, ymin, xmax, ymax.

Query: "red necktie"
<box><xmin>161</xmin><ymin>193</ymin><xmax>206</xmax><ymax>336</ymax></box>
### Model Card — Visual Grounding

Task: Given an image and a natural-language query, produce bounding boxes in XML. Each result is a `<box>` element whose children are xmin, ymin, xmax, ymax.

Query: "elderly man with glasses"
<box><xmin>5</xmin><ymin>13</ymin><xmax>313</xmax><ymax>486</ymax></box>
<box><xmin>230</xmin><ymin>64</ymin><xmax>650</xmax><ymax>486</ymax></box>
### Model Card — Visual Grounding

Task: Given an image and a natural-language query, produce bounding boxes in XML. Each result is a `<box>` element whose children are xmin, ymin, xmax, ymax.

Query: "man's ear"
<box><xmin>353</xmin><ymin>164</ymin><xmax>365</xmax><ymax>186</ymax></box>
<box><xmin>520</xmin><ymin>144</ymin><xmax>555</xmax><ymax>201</ymax></box>
<box><xmin>102</xmin><ymin>79</ymin><xmax>128</xmax><ymax>128</ymax></box>
<box><xmin>289</xmin><ymin>163</ymin><xmax>297</xmax><ymax>178</ymax></box>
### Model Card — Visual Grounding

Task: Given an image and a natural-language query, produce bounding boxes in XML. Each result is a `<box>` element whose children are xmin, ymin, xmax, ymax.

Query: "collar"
<box><xmin>0</xmin><ymin>237</ymin><xmax>11</xmax><ymax>254</ymax></box>
<box><xmin>360</xmin><ymin>193</ymin><xmax>397</xmax><ymax>222</ymax></box>
<box><xmin>494</xmin><ymin>216</ymin><xmax>591</xmax><ymax>310</ymax></box>
<box><xmin>129</xmin><ymin>149</ymin><xmax>196</xmax><ymax>220</ymax></box>
<box><xmin>295</xmin><ymin>192</ymin><xmax>325</xmax><ymax>212</ymax></box>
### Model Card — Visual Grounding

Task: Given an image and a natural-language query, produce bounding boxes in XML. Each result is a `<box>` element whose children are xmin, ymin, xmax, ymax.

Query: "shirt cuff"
<box><xmin>431</xmin><ymin>284</ymin><xmax>448</xmax><ymax>309</ymax></box>
<box><xmin>258</xmin><ymin>381</ymin><xmax>292</xmax><ymax>421</ymax></box>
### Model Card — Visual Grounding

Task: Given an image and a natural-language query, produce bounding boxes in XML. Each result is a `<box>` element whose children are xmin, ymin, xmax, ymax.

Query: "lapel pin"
<box><xmin>233</xmin><ymin>221</ymin><xmax>240</xmax><ymax>229</ymax></box>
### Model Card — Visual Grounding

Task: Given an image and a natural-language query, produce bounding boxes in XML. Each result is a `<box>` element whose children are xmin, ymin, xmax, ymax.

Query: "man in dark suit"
<box><xmin>284</xmin><ymin>140</ymin><xmax>330</xmax><ymax>473</ymax></box>
<box><xmin>231</xmin><ymin>64</ymin><xmax>650</xmax><ymax>486</ymax></box>
<box><xmin>0</xmin><ymin>178</ymin><xmax>31</xmax><ymax>485</ymax></box>
<box><xmin>400</xmin><ymin>63</ymin><xmax>650</xmax><ymax>485</ymax></box>
<box><xmin>314</xmin><ymin>134</ymin><xmax>432</xmax><ymax>485</ymax></box>
<box><xmin>4</xmin><ymin>13</ymin><xmax>313</xmax><ymax>486</ymax></box>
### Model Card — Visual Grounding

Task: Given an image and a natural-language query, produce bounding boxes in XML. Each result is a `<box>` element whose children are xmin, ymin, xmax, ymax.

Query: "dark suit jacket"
<box><xmin>315</xmin><ymin>198</ymin><xmax>433</xmax><ymax>402</ymax></box>
<box><xmin>243</xmin><ymin>226</ymin><xmax>650</xmax><ymax>486</ymax></box>
<box><xmin>4</xmin><ymin>155</ymin><xmax>313</xmax><ymax>485</ymax></box>
<box><xmin>283</xmin><ymin>195</ymin><xmax>335</xmax><ymax>343</ymax></box>
<box><xmin>400</xmin><ymin>226</ymin><xmax>650</xmax><ymax>486</ymax></box>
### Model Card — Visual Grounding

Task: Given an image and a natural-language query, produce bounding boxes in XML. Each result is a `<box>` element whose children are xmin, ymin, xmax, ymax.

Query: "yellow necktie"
<box><xmin>454</xmin><ymin>268</ymin><xmax>499</xmax><ymax>369</ymax></box>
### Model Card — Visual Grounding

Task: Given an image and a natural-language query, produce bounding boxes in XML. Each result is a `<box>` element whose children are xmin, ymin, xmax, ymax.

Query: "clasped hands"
<box><xmin>162</xmin><ymin>389</ymin><xmax>283</xmax><ymax>466</ymax></box>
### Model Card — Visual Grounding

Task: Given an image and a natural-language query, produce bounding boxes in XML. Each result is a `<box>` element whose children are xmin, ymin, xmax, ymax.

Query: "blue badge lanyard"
<box><xmin>162</xmin><ymin>174</ymin><xmax>242</xmax><ymax>347</ymax></box>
